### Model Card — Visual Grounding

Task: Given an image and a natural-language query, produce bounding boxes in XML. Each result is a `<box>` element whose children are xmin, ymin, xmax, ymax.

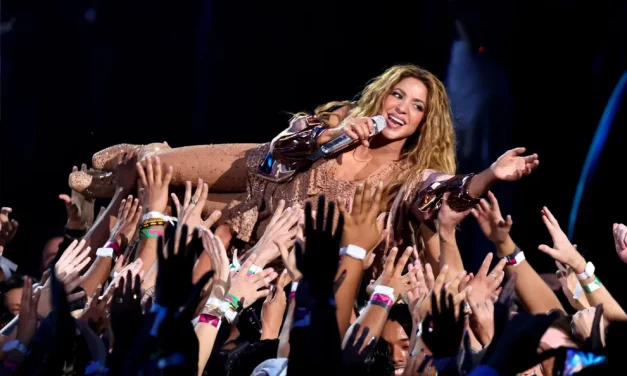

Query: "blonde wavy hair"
<box><xmin>308</xmin><ymin>65</ymin><xmax>458</xmax><ymax>204</ymax></box>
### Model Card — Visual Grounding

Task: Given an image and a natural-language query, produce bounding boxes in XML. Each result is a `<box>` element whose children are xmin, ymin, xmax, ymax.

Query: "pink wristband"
<box><xmin>199</xmin><ymin>313</ymin><xmax>221</xmax><ymax>328</ymax></box>
<box><xmin>370</xmin><ymin>293</ymin><xmax>394</xmax><ymax>309</ymax></box>
<box><xmin>105</xmin><ymin>241</ymin><xmax>121</xmax><ymax>256</ymax></box>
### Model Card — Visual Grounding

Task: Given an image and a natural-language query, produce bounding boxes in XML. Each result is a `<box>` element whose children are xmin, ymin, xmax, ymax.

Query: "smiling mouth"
<box><xmin>394</xmin><ymin>367</ymin><xmax>405</xmax><ymax>375</ymax></box>
<box><xmin>387</xmin><ymin>114</ymin><xmax>405</xmax><ymax>128</ymax></box>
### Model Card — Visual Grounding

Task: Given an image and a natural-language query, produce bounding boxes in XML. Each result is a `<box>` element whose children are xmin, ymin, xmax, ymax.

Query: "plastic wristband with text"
<box><xmin>218</xmin><ymin>301</ymin><xmax>238</xmax><ymax>323</ymax></box>
<box><xmin>196</xmin><ymin>313</ymin><xmax>222</xmax><ymax>329</ymax></box>
<box><xmin>339</xmin><ymin>244</ymin><xmax>367</xmax><ymax>260</ymax></box>
<box><xmin>105</xmin><ymin>240</ymin><xmax>121</xmax><ymax>256</ymax></box>
<box><xmin>96</xmin><ymin>247</ymin><xmax>114</xmax><ymax>258</ymax></box>
<box><xmin>224</xmin><ymin>293</ymin><xmax>242</xmax><ymax>312</ymax></box>
<box><xmin>582</xmin><ymin>277</ymin><xmax>602</xmax><ymax>293</ymax></box>
<box><xmin>370</xmin><ymin>285</ymin><xmax>395</xmax><ymax>309</ymax></box>
<box><xmin>140</xmin><ymin>228</ymin><xmax>164</xmax><ymax>240</ymax></box>
<box><xmin>504</xmin><ymin>246</ymin><xmax>525</xmax><ymax>266</ymax></box>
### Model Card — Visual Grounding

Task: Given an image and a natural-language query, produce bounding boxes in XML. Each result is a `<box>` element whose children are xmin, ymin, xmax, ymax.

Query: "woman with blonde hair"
<box><xmin>72</xmin><ymin>64</ymin><xmax>538</xmax><ymax>267</ymax></box>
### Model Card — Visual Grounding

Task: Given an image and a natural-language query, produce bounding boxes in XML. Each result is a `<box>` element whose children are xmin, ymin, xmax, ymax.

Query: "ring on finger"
<box><xmin>489</xmin><ymin>272</ymin><xmax>498</xmax><ymax>279</ymax></box>
<box><xmin>190</xmin><ymin>198</ymin><xmax>198</xmax><ymax>205</ymax></box>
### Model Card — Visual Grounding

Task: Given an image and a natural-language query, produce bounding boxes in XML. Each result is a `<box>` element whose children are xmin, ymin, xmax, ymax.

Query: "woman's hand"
<box><xmin>276</xmin><ymin>240</ymin><xmax>302</xmax><ymax>282</ymax></box>
<box><xmin>405</xmin><ymin>260</ymin><xmax>432</xmax><ymax>318</ymax></box>
<box><xmin>53</xmin><ymin>239</ymin><xmax>92</xmax><ymax>285</ymax></box>
<box><xmin>468</xmin><ymin>294</ymin><xmax>495</xmax><ymax>347</ymax></box>
<box><xmin>471</xmin><ymin>191</ymin><xmax>513</xmax><ymax>245</ymax></box>
<box><xmin>537</xmin><ymin>206</ymin><xmax>585</xmax><ymax>272</ymax></box>
<box><xmin>437</xmin><ymin>194</ymin><xmax>472</xmax><ymax>235</ymax></box>
<box><xmin>556</xmin><ymin>260</ymin><xmax>590</xmax><ymax>311</ymax></box>
<box><xmin>319</xmin><ymin>117</ymin><xmax>375</xmax><ymax>147</ymax></box>
<box><xmin>103</xmin><ymin>258</ymin><xmax>143</xmax><ymax>298</ymax></box>
<box><xmin>79</xmin><ymin>285</ymin><xmax>113</xmax><ymax>335</ymax></box>
<box><xmin>109</xmin><ymin>195</ymin><xmax>142</xmax><ymax>248</ymax></box>
<box><xmin>370</xmin><ymin>247</ymin><xmax>418</xmax><ymax>301</ymax></box>
<box><xmin>172</xmin><ymin>179</ymin><xmax>222</xmax><ymax>243</ymax></box>
<box><xmin>467</xmin><ymin>253</ymin><xmax>506</xmax><ymax>302</ymax></box>
<box><xmin>136</xmin><ymin>155</ymin><xmax>172</xmax><ymax>214</ymax></box>
<box><xmin>16</xmin><ymin>277</ymin><xmax>41</xmax><ymax>346</ymax></box>
<box><xmin>490</xmin><ymin>147</ymin><xmax>539</xmax><ymax>181</ymax></box>
<box><xmin>250</xmin><ymin>200</ymin><xmax>301</xmax><ymax>267</ymax></box>
<box><xmin>200</xmin><ymin>228</ymin><xmax>230</xmax><ymax>299</ymax></box>
<box><xmin>260</xmin><ymin>270</ymin><xmax>291</xmax><ymax>340</ymax></box>
<box><xmin>613</xmin><ymin>223</ymin><xmax>627</xmax><ymax>264</ymax></box>
<box><xmin>338</xmin><ymin>180</ymin><xmax>386</xmax><ymax>251</ymax></box>
<box><xmin>228</xmin><ymin>254</ymin><xmax>278</xmax><ymax>309</ymax></box>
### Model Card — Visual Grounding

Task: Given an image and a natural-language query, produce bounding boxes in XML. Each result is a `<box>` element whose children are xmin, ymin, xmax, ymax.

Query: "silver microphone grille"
<box><xmin>371</xmin><ymin>115</ymin><xmax>387</xmax><ymax>135</ymax></box>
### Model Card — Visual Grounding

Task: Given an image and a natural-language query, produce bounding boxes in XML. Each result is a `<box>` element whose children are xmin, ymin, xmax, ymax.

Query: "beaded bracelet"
<box><xmin>141</xmin><ymin>219</ymin><xmax>166</xmax><ymax>229</ymax></box>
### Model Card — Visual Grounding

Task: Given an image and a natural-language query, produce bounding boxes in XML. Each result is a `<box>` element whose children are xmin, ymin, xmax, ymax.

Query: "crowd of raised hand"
<box><xmin>0</xmin><ymin>154</ymin><xmax>626</xmax><ymax>376</ymax></box>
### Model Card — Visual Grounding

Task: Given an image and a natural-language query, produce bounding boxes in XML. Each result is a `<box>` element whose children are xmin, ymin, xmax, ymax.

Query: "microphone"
<box><xmin>307</xmin><ymin>115</ymin><xmax>387</xmax><ymax>162</ymax></box>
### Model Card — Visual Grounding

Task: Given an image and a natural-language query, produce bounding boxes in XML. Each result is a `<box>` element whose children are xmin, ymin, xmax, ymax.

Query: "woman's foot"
<box><xmin>68</xmin><ymin>169</ymin><xmax>117</xmax><ymax>199</ymax></box>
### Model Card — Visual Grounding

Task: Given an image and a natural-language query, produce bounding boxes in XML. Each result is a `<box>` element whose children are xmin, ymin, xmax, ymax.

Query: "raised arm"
<box><xmin>538</xmin><ymin>207</ymin><xmax>627</xmax><ymax>322</ymax></box>
<box><xmin>471</xmin><ymin>192</ymin><xmax>564</xmax><ymax>314</ymax></box>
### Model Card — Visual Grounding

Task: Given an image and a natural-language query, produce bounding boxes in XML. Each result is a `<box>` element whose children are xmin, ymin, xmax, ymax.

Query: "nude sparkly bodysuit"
<box><xmin>79</xmin><ymin>114</ymin><xmax>478</xmax><ymax>272</ymax></box>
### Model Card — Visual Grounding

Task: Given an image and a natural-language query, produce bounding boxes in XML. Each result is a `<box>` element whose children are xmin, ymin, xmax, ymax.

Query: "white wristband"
<box><xmin>291</xmin><ymin>281</ymin><xmax>299</xmax><ymax>293</ymax></box>
<box><xmin>229</xmin><ymin>249</ymin><xmax>241</xmax><ymax>272</ymax></box>
<box><xmin>373</xmin><ymin>285</ymin><xmax>395</xmax><ymax>300</ymax></box>
<box><xmin>219</xmin><ymin>301</ymin><xmax>238</xmax><ymax>323</ymax></box>
<box><xmin>339</xmin><ymin>245</ymin><xmax>367</xmax><ymax>260</ymax></box>
<box><xmin>576</xmin><ymin>261</ymin><xmax>595</xmax><ymax>281</ymax></box>
<box><xmin>142</xmin><ymin>211</ymin><xmax>177</xmax><ymax>225</ymax></box>
<box><xmin>205</xmin><ymin>297</ymin><xmax>223</xmax><ymax>309</ymax></box>
<box><xmin>96</xmin><ymin>248</ymin><xmax>114</xmax><ymax>258</ymax></box>
<box><xmin>247</xmin><ymin>264</ymin><xmax>262</xmax><ymax>275</ymax></box>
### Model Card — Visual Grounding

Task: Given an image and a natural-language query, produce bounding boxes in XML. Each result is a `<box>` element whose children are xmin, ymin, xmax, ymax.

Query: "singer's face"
<box><xmin>379</xmin><ymin>77</ymin><xmax>427</xmax><ymax>141</ymax></box>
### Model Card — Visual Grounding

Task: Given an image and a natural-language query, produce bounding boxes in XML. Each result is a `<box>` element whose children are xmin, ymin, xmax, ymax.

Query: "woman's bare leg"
<box><xmin>152</xmin><ymin>144</ymin><xmax>257</xmax><ymax>193</ymax></box>
<box><xmin>71</xmin><ymin>143</ymin><xmax>259</xmax><ymax>198</ymax></box>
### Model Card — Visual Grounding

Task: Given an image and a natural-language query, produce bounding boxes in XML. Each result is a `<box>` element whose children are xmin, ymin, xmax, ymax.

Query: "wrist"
<box><xmin>260</xmin><ymin>327</ymin><xmax>280</xmax><ymax>340</ymax></box>
<box><xmin>316</xmin><ymin>128</ymin><xmax>335</xmax><ymax>145</ymax></box>
<box><xmin>495</xmin><ymin>236</ymin><xmax>516</xmax><ymax>257</ymax></box>
<box><xmin>487</xmin><ymin>163</ymin><xmax>499</xmax><ymax>182</ymax></box>
<box><xmin>572</xmin><ymin>256</ymin><xmax>587</xmax><ymax>274</ymax></box>
<box><xmin>438</xmin><ymin>226</ymin><xmax>456</xmax><ymax>241</ymax></box>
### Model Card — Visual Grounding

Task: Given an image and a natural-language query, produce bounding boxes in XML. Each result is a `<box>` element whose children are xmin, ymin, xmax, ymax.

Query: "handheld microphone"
<box><xmin>307</xmin><ymin>115</ymin><xmax>387</xmax><ymax>162</ymax></box>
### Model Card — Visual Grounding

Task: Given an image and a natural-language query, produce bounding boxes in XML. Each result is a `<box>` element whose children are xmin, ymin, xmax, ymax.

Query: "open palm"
<box><xmin>491</xmin><ymin>147</ymin><xmax>539</xmax><ymax>181</ymax></box>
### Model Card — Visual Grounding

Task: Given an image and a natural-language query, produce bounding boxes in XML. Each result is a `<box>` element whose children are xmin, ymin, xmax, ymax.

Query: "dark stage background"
<box><xmin>1</xmin><ymin>0</ymin><xmax>626</xmax><ymax>301</ymax></box>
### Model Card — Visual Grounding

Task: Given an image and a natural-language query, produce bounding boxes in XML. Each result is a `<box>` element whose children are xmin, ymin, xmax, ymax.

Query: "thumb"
<box><xmin>538</xmin><ymin>244</ymin><xmax>558</xmax><ymax>258</ymax></box>
<box><xmin>505</xmin><ymin>215</ymin><xmax>513</xmax><ymax>227</ymax></box>
<box><xmin>59</xmin><ymin>194</ymin><xmax>71</xmax><ymax>204</ymax></box>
